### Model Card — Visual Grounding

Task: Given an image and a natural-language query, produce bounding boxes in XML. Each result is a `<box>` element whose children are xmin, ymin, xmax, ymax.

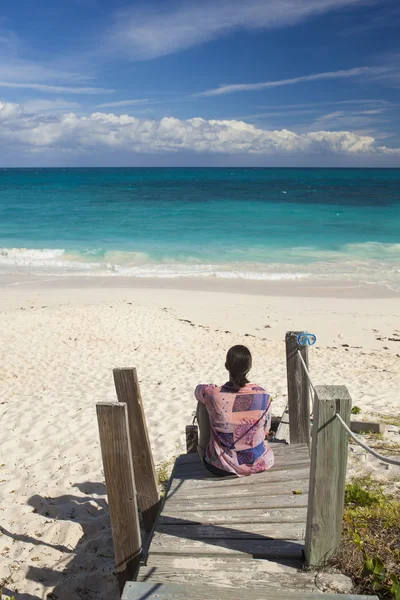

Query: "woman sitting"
<box><xmin>195</xmin><ymin>345</ymin><xmax>274</xmax><ymax>477</ymax></box>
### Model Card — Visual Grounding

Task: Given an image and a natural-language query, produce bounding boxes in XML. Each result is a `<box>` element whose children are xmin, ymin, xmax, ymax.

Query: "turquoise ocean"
<box><xmin>0</xmin><ymin>168</ymin><xmax>399</xmax><ymax>290</ymax></box>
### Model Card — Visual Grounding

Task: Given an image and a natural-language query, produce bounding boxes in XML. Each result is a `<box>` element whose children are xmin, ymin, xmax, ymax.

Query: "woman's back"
<box><xmin>195</xmin><ymin>381</ymin><xmax>274</xmax><ymax>477</ymax></box>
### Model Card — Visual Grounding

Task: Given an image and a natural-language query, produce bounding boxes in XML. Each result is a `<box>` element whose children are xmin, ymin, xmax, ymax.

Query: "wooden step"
<box><xmin>161</xmin><ymin>493</ymin><xmax>308</xmax><ymax>512</ymax></box>
<box><xmin>138</xmin><ymin>565</ymin><xmax>354</xmax><ymax>593</ymax></box>
<box><xmin>156</xmin><ymin>521</ymin><xmax>306</xmax><ymax>540</ymax></box>
<box><xmin>123</xmin><ymin>581</ymin><xmax>377</xmax><ymax>600</ymax></box>
<box><xmin>140</xmin><ymin>555</ymin><xmax>311</xmax><ymax>591</ymax></box>
<box><xmin>158</xmin><ymin>506</ymin><xmax>308</xmax><ymax>525</ymax></box>
<box><xmin>175</xmin><ymin>443</ymin><xmax>308</xmax><ymax>466</ymax></box>
<box><xmin>150</xmin><ymin>533</ymin><xmax>304</xmax><ymax>559</ymax></box>
<box><xmin>145</xmin><ymin>554</ymin><xmax>303</xmax><ymax>572</ymax></box>
<box><xmin>167</xmin><ymin>467</ymin><xmax>310</xmax><ymax>495</ymax></box>
<box><xmin>166</xmin><ymin>479</ymin><xmax>310</xmax><ymax>503</ymax></box>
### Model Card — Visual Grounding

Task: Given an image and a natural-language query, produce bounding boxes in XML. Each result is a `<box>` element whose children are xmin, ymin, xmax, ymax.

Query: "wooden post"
<box><xmin>185</xmin><ymin>424</ymin><xmax>198</xmax><ymax>453</ymax></box>
<box><xmin>305</xmin><ymin>385</ymin><xmax>352</xmax><ymax>566</ymax></box>
<box><xmin>285</xmin><ymin>331</ymin><xmax>310</xmax><ymax>447</ymax></box>
<box><xmin>113</xmin><ymin>368</ymin><xmax>160</xmax><ymax>531</ymax></box>
<box><xmin>96</xmin><ymin>402</ymin><xmax>142</xmax><ymax>592</ymax></box>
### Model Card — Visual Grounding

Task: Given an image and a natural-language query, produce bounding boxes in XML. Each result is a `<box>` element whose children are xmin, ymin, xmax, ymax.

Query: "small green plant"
<box><xmin>363</xmin><ymin>558</ymin><xmax>400</xmax><ymax>599</ymax></box>
<box><xmin>368</xmin><ymin>432</ymin><xmax>385</xmax><ymax>441</ymax></box>
<box><xmin>156</xmin><ymin>459</ymin><xmax>175</xmax><ymax>496</ymax></box>
<box><xmin>364</xmin><ymin>556</ymin><xmax>386</xmax><ymax>593</ymax></box>
<box><xmin>333</xmin><ymin>477</ymin><xmax>400</xmax><ymax>600</ymax></box>
<box><xmin>352</xmin><ymin>406</ymin><xmax>362</xmax><ymax>414</ymax></box>
<box><xmin>345</xmin><ymin>482</ymin><xmax>381</xmax><ymax>507</ymax></box>
<box><xmin>389</xmin><ymin>574</ymin><xmax>400</xmax><ymax>600</ymax></box>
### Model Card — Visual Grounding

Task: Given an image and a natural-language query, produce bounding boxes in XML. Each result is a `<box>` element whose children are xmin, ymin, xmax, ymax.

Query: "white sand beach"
<box><xmin>1</xmin><ymin>276</ymin><xmax>400</xmax><ymax>599</ymax></box>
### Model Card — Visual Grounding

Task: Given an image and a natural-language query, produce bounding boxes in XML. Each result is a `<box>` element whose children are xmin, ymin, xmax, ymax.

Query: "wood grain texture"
<box><xmin>156</xmin><ymin>522</ymin><xmax>305</xmax><ymax>540</ymax></box>
<box><xmin>162</xmin><ymin>493</ymin><xmax>309</xmax><ymax>512</ymax></box>
<box><xmin>305</xmin><ymin>385</ymin><xmax>352</xmax><ymax>566</ymax></box>
<box><xmin>137</xmin><ymin>565</ymin><xmax>355</xmax><ymax>593</ymax></box>
<box><xmin>96</xmin><ymin>402</ymin><xmax>141</xmax><ymax>592</ymax></box>
<box><xmin>113</xmin><ymin>368</ymin><xmax>160</xmax><ymax>531</ymax></box>
<box><xmin>171</xmin><ymin>463</ymin><xmax>311</xmax><ymax>484</ymax></box>
<box><xmin>166</xmin><ymin>479</ymin><xmax>310</xmax><ymax>503</ymax></box>
<box><xmin>286</xmin><ymin>331</ymin><xmax>310</xmax><ymax>448</ymax></box>
<box><xmin>145</xmin><ymin>554</ymin><xmax>304</xmax><ymax>572</ymax></box>
<box><xmin>158</xmin><ymin>507</ymin><xmax>308</xmax><ymax>525</ymax></box>
<box><xmin>172</xmin><ymin>448</ymin><xmax>310</xmax><ymax>481</ymax></box>
<box><xmin>167</xmin><ymin>467</ymin><xmax>310</xmax><ymax>495</ymax></box>
<box><xmin>137</xmin><ymin>567</ymin><xmax>319</xmax><ymax>590</ymax></box>
<box><xmin>150</xmin><ymin>533</ymin><xmax>305</xmax><ymax>558</ymax></box>
<box><xmin>175</xmin><ymin>442</ymin><xmax>309</xmax><ymax>465</ymax></box>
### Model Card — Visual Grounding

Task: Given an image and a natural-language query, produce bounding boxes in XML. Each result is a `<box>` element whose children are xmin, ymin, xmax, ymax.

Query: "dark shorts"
<box><xmin>203</xmin><ymin>458</ymin><xmax>235</xmax><ymax>477</ymax></box>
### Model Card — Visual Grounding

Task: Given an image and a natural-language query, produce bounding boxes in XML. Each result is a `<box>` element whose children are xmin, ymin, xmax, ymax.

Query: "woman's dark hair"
<box><xmin>225</xmin><ymin>345</ymin><xmax>252</xmax><ymax>388</ymax></box>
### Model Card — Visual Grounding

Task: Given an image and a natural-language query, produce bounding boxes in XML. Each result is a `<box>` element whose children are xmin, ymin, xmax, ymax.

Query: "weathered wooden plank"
<box><xmin>350</xmin><ymin>421</ymin><xmax>386</xmax><ymax>434</ymax></box>
<box><xmin>305</xmin><ymin>386</ymin><xmax>351</xmax><ymax>567</ymax></box>
<box><xmin>166</xmin><ymin>479</ymin><xmax>310</xmax><ymax>503</ymax></box>
<box><xmin>275</xmin><ymin>404</ymin><xmax>290</xmax><ymax>443</ymax></box>
<box><xmin>286</xmin><ymin>331</ymin><xmax>310</xmax><ymax>448</ymax></box>
<box><xmin>122</xmin><ymin>581</ymin><xmax>377</xmax><ymax>600</ymax></box>
<box><xmin>161</xmin><ymin>493</ymin><xmax>308</xmax><ymax>512</ymax></box>
<box><xmin>144</xmin><ymin>554</ymin><xmax>303</xmax><ymax>572</ymax></box>
<box><xmin>173</xmin><ymin>456</ymin><xmax>310</xmax><ymax>475</ymax></box>
<box><xmin>113</xmin><ymin>368</ymin><xmax>160</xmax><ymax>531</ymax></box>
<box><xmin>158</xmin><ymin>507</ymin><xmax>308</xmax><ymax>525</ymax></box>
<box><xmin>167</xmin><ymin>467</ymin><xmax>310</xmax><ymax>494</ymax></box>
<box><xmin>175</xmin><ymin>443</ymin><xmax>309</xmax><ymax>466</ymax></box>
<box><xmin>156</xmin><ymin>522</ymin><xmax>305</xmax><ymax>540</ymax></box>
<box><xmin>173</xmin><ymin>456</ymin><xmax>310</xmax><ymax>480</ymax></box>
<box><xmin>138</xmin><ymin>564</ymin><xmax>355</xmax><ymax>593</ymax></box>
<box><xmin>137</xmin><ymin>567</ymin><xmax>318</xmax><ymax>590</ymax></box>
<box><xmin>136</xmin><ymin>568</ymin><xmax>354</xmax><ymax>593</ymax></box>
<box><xmin>96</xmin><ymin>402</ymin><xmax>141</xmax><ymax>592</ymax></box>
<box><xmin>176</xmin><ymin>444</ymin><xmax>310</xmax><ymax>465</ymax></box>
<box><xmin>149</xmin><ymin>533</ymin><xmax>304</xmax><ymax>558</ymax></box>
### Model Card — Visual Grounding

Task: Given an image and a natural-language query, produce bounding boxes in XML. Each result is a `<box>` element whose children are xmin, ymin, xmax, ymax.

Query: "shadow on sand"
<box><xmin>2</xmin><ymin>482</ymin><xmax>119</xmax><ymax>600</ymax></box>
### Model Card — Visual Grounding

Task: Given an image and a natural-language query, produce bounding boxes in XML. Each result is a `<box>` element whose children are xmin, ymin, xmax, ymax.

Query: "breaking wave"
<box><xmin>0</xmin><ymin>244</ymin><xmax>399</xmax><ymax>290</ymax></box>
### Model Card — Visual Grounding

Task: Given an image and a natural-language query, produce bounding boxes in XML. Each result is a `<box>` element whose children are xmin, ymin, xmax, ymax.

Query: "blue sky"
<box><xmin>0</xmin><ymin>0</ymin><xmax>399</xmax><ymax>166</ymax></box>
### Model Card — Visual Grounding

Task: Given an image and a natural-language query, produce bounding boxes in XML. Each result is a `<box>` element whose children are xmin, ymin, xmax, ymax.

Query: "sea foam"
<box><xmin>0</xmin><ymin>245</ymin><xmax>399</xmax><ymax>290</ymax></box>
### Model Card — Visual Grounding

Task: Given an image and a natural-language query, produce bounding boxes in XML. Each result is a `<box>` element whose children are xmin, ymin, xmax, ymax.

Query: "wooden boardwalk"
<box><xmin>99</xmin><ymin>353</ymin><xmax>375</xmax><ymax>599</ymax></box>
<box><xmin>135</xmin><ymin>443</ymin><xmax>311</xmax><ymax>591</ymax></box>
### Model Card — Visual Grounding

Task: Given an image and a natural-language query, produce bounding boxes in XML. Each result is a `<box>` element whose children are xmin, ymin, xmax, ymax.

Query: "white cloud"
<box><xmin>0</xmin><ymin>81</ymin><xmax>112</xmax><ymax>94</ymax></box>
<box><xmin>0</xmin><ymin>61</ymin><xmax>80</xmax><ymax>85</ymax></box>
<box><xmin>253</xmin><ymin>99</ymin><xmax>395</xmax><ymax>110</ymax></box>
<box><xmin>238</xmin><ymin>106</ymin><xmax>386</xmax><ymax>122</ymax></box>
<box><xmin>22</xmin><ymin>99</ymin><xmax>81</xmax><ymax>113</ymax></box>
<box><xmin>378</xmin><ymin>146</ymin><xmax>400</xmax><ymax>155</ymax></box>
<box><xmin>313</xmin><ymin>108</ymin><xmax>385</xmax><ymax>126</ymax></box>
<box><xmin>96</xmin><ymin>99</ymin><xmax>152</xmax><ymax>108</ymax></box>
<box><xmin>195</xmin><ymin>66</ymin><xmax>388</xmax><ymax>97</ymax></box>
<box><xmin>107</xmin><ymin>0</ymin><xmax>375</xmax><ymax>60</ymax></box>
<box><xmin>0</xmin><ymin>101</ymin><xmax>398</xmax><ymax>159</ymax></box>
<box><xmin>0</xmin><ymin>101</ymin><xmax>20</xmax><ymax>121</ymax></box>
<box><xmin>0</xmin><ymin>25</ymin><xmax>110</xmax><ymax>94</ymax></box>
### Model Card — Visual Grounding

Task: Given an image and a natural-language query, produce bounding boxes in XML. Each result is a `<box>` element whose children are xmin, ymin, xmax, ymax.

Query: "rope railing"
<box><xmin>296</xmin><ymin>334</ymin><xmax>400</xmax><ymax>468</ymax></box>
<box><xmin>335</xmin><ymin>413</ymin><xmax>400</xmax><ymax>467</ymax></box>
<box><xmin>297</xmin><ymin>350</ymin><xmax>316</xmax><ymax>394</ymax></box>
